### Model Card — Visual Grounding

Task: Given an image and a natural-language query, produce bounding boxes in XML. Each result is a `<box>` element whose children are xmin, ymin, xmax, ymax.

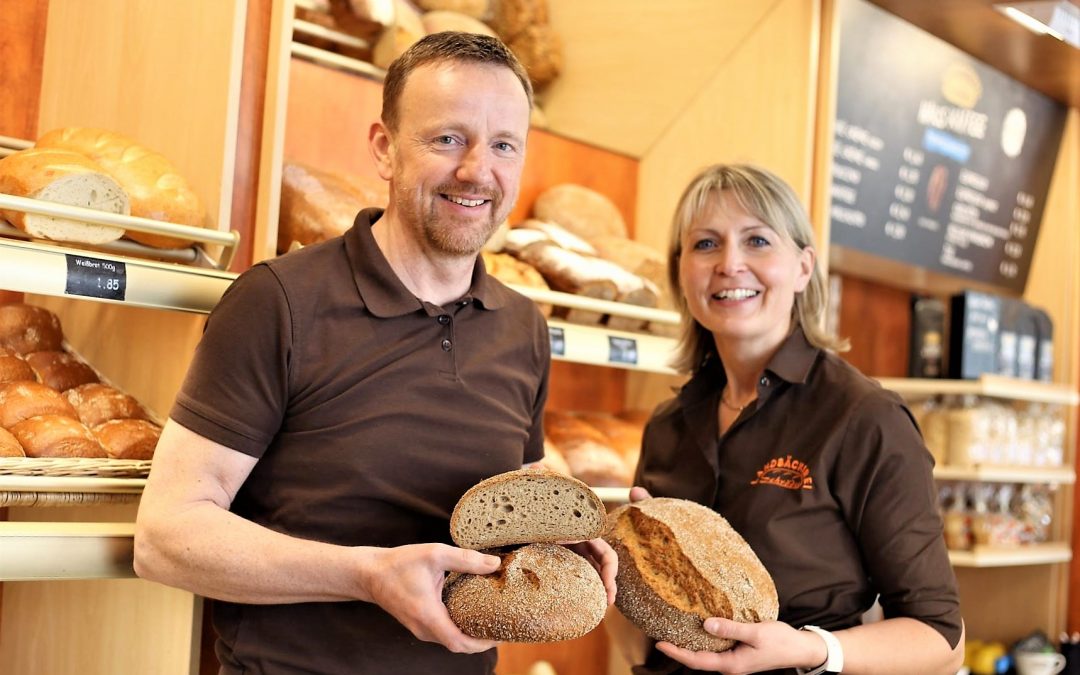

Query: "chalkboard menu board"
<box><xmin>829</xmin><ymin>0</ymin><xmax>1067</xmax><ymax>294</ymax></box>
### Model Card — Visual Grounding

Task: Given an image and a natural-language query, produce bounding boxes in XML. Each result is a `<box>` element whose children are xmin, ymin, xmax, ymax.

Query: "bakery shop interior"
<box><xmin>1</xmin><ymin>0</ymin><xmax>1078</xmax><ymax>674</ymax></box>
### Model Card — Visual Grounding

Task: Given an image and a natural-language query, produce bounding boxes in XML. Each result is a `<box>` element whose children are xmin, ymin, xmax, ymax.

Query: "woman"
<box><xmin>630</xmin><ymin>164</ymin><xmax>964</xmax><ymax>674</ymax></box>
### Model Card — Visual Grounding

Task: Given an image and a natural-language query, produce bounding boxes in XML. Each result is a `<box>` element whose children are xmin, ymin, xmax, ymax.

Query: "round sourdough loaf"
<box><xmin>532</xmin><ymin>184</ymin><xmax>628</xmax><ymax>240</ymax></box>
<box><xmin>0</xmin><ymin>304</ymin><xmax>64</xmax><ymax>355</ymax></box>
<box><xmin>0</xmin><ymin>426</ymin><xmax>24</xmax><ymax>457</ymax></box>
<box><xmin>450</xmin><ymin>467</ymin><xmax>605</xmax><ymax>549</ymax></box>
<box><xmin>605</xmin><ymin>498</ymin><xmax>779</xmax><ymax>652</ymax></box>
<box><xmin>25</xmin><ymin>350</ymin><xmax>99</xmax><ymax>392</ymax></box>
<box><xmin>64</xmin><ymin>383</ymin><xmax>150</xmax><ymax>427</ymax></box>
<box><xmin>0</xmin><ymin>381</ymin><xmax>78</xmax><ymax>428</ymax></box>
<box><xmin>10</xmin><ymin>414</ymin><xmax>106</xmax><ymax>458</ymax></box>
<box><xmin>93</xmin><ymin>419</ymin><xmax>161</xmax><ymax>460</ymax></box>
<box><xmin>443</xmin><ymin>542</ymin><xmax>606</xmax><ymax>641</ymax></box>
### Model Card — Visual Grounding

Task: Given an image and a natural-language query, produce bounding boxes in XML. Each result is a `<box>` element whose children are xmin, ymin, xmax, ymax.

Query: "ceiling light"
<box><xmin>995</xmin><ymin>1</ymin><xmax>1080</xmax><ymax>48</ymax></box>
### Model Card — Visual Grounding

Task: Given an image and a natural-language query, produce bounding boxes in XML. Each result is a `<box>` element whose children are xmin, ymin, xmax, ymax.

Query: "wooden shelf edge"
<box><xmin>934</xmin><ymin>465</ymin><xmax>1075</xmax><ymax>484</ymax></box>
<box><xmin>0</xmin><ymin>522</ymin><xmax>136</xmax><ymax>580</ymax></box>
<box><xmin>878</xmin><ymin>375</ymin><xmax>1079</xmax><ymax>405</ymax></box>
<box><xmin>948</xmin><ymin>542</ymin><xmax>1072</xmax><ymax>567</ymax></box>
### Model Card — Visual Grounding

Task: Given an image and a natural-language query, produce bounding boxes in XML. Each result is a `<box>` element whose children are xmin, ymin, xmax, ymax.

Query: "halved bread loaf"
<box><xmin>443</xmin><ymin>542</ymin><xmax>606</xmax><ymax>642</ymax></box>
<box><xmin>450</xmin><ymin>467</ymin><xmax>605</xmax><ymax>549</ymax></box>
<box><xmin>0</xmin><ymin>147</ymin><xmax>128</xmax><ymax>244</ymax></box>
<box><xmin>606</xmin><ymin>498</ymin><xmax>778</xmax><ymax>652</ymax></box>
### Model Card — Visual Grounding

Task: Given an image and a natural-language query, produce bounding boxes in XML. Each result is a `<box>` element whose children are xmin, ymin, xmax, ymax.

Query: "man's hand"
<box><xmin>629</xmin><ymin>486</ymin><xmax>652</xmax><ymax>502</ymax></box>
<box><xmin>360</xmin><ymin>543</ymin><xmax>501</xmax><ymax>654</ymax></box>
<box><xmin>561</xmin><ymin>537</ymin><xmax>618</xmax><ymax>604</ymax></box>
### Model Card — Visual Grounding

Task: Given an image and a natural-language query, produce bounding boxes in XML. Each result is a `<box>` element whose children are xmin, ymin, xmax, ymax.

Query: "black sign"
<box><xmin>65</xmin><ymin>254</ymin><xmax>127</xmax><ymax>301</ymax></box>
<box><xmin>548</xmin><ymin>326</ymin><xmax>565</xmax><ymax>356</ymax></box>
<box><xmin>608</xmin><ymin>336</ymin><xmax>638</xmax><ymax>366</ymax></box>
<box><xmin>829</xmin><ymin>0</ymin><xmax>1067</xmax><ymax>294</ymax></box>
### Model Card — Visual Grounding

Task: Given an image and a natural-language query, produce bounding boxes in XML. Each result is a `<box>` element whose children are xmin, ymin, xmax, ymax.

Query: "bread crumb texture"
<box><xmin>450</xmin><ymin>468</ymin><xmax>605</xmax><ymax>549</ymax></box>
<box><xmin>605</xmin><ymin>498</ymin><xmax>778</xmax><ymax>652</ymax></box>
<box><xmin>443</xmin><ymin>543</ymin><xmax>606</xmax><ymax>642</ymax></box>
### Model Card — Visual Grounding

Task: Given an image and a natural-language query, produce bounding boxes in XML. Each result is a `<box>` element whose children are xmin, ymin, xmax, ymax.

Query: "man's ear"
<box><xmin>369</xmin><ymin>121</ymin><xmax>394</xmax><ymax>181</ymax></box>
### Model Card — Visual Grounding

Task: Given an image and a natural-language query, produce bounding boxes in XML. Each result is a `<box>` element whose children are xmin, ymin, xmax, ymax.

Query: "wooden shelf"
<box><xmin>547</xmin><ymin>320</ymin><xmax>677</xmax><ymax>374</ymax></box>
<box><xmin>0</xmin><ymin>522</ymin><xmax>136</xmax><ymax>581</ymax></box>
<box><xmin>948</xmin><ymin>542</ymin><xmax>1072</xmax><ymax>568</ymax></box>
<box><xmin>878</xmin><ymin>375</ymin><xmax>1079</xmax><ymax>406</ymax></box>
<box><xmin>934</xmin><ymin>465</ymin><xmax>1075</xmax><ymax>484</ymax></box>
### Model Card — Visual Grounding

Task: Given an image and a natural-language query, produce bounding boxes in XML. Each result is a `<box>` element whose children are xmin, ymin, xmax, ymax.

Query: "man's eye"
<box><xmin>435</xmin><ymin>136</ymin><xmax>457</xmax><ymax>145</ymax></box>
<box><xmin>494</xmin><ymin>141</ymin><xmax>514</xmax><ymax>152</ymax></box>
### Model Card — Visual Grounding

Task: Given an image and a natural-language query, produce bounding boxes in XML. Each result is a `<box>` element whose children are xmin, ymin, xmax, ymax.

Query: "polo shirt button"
<box><xmin>441</xmin><ymin>339</ymin><xmax>452</xmax><ymax>351</ymax></box>
<box><xmin>437</xmin><ymin>315</ymin><xmax>450</xmax><ymax>325</ymax></box>
<box><xmin>760</xmin><ymin>376</ymin><xmax>770</xmax><ymax>386</ymax></box>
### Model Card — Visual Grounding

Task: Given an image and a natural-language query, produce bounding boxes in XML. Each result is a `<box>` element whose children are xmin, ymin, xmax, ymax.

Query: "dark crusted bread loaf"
<box><xmin>443</xmin><ymin>542</ymin><xmax>606</xmax><ymax>642</ymax></box>
<box><xmin>450</xmin><ymin>467</ymin><xmax>605</xmax><ymax>550</ymax></box>
<box><xmin>0</xmin><ymin>304</ymin><xmax>64</xmax><ymax>355</ymax></box>
<box><xmin>605</xmin><ymin>498</ymin><xmax>778</xmax><ymax>652</ymax></box>
<box><xmin>25</xmin><ymin>350</ymin><xmax>99</xmax><ymax>392</ymax></box>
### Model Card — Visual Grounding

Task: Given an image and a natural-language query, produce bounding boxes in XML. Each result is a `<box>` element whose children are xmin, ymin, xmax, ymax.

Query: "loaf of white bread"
<box><xmin>0</xmin><ymin>128</ymin><xmax>207</xmax><ymax>249</ymax></box>
<box><xmin>278</xmin><ymin>162</ymin><xmax>389</xmax><ymax>254</ymax></box>
<box><xmin>606</xmin><ymin>498</ymin><xmax>779</xmax><ymax>652</ymax></box>
<box><xmin>444</xmin><ymin>468</ymin><xmax>607</xmax><ymax>642</ymax></box>
<box><xmin>0</xmin><ymin>303</ymin><xmax>160</xmax><ymax>460</ymax></box>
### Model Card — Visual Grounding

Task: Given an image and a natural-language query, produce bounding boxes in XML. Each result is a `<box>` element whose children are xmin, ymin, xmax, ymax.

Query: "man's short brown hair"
<box><xmin>381</xmin><ymin>31</ymin><xmax>534</xmax><ymax>132</ymax></box>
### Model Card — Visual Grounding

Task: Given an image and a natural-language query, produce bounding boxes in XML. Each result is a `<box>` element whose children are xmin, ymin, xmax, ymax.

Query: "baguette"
<box><xmin>443</xmin><ymin>543</ymin><xmax>606</xmax><ymax>642</ymax></box>
<box><xmin>36</xmin><ymin>127</ymin><xmax>206</xmax><ymax>248</ymax></box>
<box><xmin>0</xmin><ymin>147</ymin><xmax>128</xmax><ymax>244</ymax></box>
<box><xmin>606</xmin><ymin>498</ymin><xmax>778</xmax><ymax>652</ymax></box>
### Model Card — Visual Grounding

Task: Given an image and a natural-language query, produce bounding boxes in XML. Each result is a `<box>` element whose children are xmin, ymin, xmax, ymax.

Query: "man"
<box><xmin>135</xmin><ymin>32</ymin><xmax>616</xmax><ymax>675</ymax></box>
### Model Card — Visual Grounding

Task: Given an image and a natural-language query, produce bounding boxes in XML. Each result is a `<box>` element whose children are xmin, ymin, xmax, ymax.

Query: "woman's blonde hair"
<box><xmin>667</xmin><ymin>164</ymin><xmax>848</xmax><ymax>374</ymax></box>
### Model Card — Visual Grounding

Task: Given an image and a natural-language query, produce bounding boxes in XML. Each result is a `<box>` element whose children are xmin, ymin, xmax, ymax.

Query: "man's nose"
<box><xmin>456</xmin><ymin>145</ymin><xmax>491</xmax><ymax>184</ymax></box>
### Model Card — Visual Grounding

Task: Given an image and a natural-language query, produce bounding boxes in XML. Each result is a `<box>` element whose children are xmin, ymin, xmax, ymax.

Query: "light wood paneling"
<box><xmin>541</xmin><ymin>0</ymin><xmax>777</xmax><ymax>157</ymax></box>
<box><xmin>635</xmin><ymin>0</ymin><xmax>820</xmax><ymax>255</ymax></box>
<box><xmin>0</xmin><ymin>0</ymin><xmax>48</xmax><ymax>140</ymax></box>
<box><xmin>36</xmin><ymin>0</ymin><xmax>247</xmax><ymax>235</ymax></box>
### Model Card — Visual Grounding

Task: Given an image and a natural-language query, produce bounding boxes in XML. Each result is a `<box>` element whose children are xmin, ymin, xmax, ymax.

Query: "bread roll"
<box><xmin>35</xmin><ymin>127</ymin><xmax>206</xmax><ymax>248</ymax></box>
<box><xmin>0</xmin><ymin>147</ymin><xmax>129</xmax><ymax>244</ymax></box>
<box><xmin>450</xmin><ymin>467</ymin><xmax>605</xmax><ymax>550</ymax></box>
<box><xmin>0</xmin><ymin>304</ymin><xmax>63</xmax><ymax>355</ymax></box>
<box><xmin>64</xmin><ymin>383</ymin><xmax>150</xmax><ymax>427</ymax></box>
<box><xmin>278</xmin><ymin>162</ymin><xmax>388</xmax><ymax>253</ymax></box>
<box><xmin>420</xmin><ymin>10</ymin><xmax>496</xmax><ymax>36</ymax></box>
<box><xmin>10</xmin><ymin>414</ymin><xmax>106</xmax><ymax>458</ymax></box>
<box><xmin>93</xmin><ymin>419</ymin><xmax>160</xmax><ymax>460</ymax></box>
<box><xmin>507</xmin><ymin>23</ymin><xmax>562</xmax><ymax>88</ymax></box>
<box><xmin>25</xmin><ymin>351</ymin><xmax>99</xmax><ymax>392</ymax></box>
<box><xmin>0</xmin><ymin>351</ymin><xmax>37</xmax><ymax>384</ymax></box>
<box><xmin>532</xmin><ymin>184</ymin><xmax>628</xmax><ymax>240</ymax></box>
<box><xmin>372</xmin><ymin>0</ymin><xmax>425</xmax><ymax>69</ymax></box>
<box><xmin>0</xmin><ymin>381</ymin><xmax>78</xmax><ymax>428</ymax></box>
<box><xmin>416</xmin><ymin>0</ymin><xmax>489</xmax><ymax>20</ymax></box>
<box><xmin>443</xmin><ymin>543</ymin><xmax>606</xmax><ymax>642</ymax></box>
<box><xmin>606</xmin><ymin>498</ymin><xmax>779</xmax><ymax>652</ymax></box>
<box><xmin>0</xmin><ymin>426</ymin><xmax>24</xmax><ymax>457</ymax></box>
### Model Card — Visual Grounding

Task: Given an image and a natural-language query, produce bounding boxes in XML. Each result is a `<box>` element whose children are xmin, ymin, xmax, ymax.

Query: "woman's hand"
<box><xmin>561</xmin><ymin>538</ymin><xmax>618</xmax><ymax>604</ymax></box>
<box><xmin>656</xmin><ymin>618</ymin><xmax>825</xmax><ymax>674</ymax></box>
<box><xmin>629</xmin><ymin>486</ymin><xmax>652</xmax><ymax>502</ymax></box>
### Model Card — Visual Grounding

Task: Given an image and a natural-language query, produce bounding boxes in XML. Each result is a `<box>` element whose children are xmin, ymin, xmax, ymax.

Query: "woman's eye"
<box><xmin>691</xmin><ymin>239</ymin><xmax>716</xmax><ymax>251</ymax></box>
<box><xmin>748</xmin><ymin>235</ymin><xmax>770</xmax><ymax>247</ymax></box>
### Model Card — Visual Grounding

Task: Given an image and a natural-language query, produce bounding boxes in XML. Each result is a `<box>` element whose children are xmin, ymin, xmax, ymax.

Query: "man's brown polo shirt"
<box><xmin>171</xmin><ymin>209</ymin><xmax>550</xmax><ymax>675</ymax></box>
<box><xmin>634</xmin><ymin>328</ymin><xmax>961</xmax><ymax>675</ymax></box>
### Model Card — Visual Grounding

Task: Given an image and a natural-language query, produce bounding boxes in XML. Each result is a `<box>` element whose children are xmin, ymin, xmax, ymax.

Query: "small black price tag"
<box><xmin>65</xmin><ymin>255</ymin><xmax>127</xmax><ymax>301</ymax></box>
<box><xmin>608</xmin><ymin>336</ymin><xmax>638</xmax><ymax>365</ymax></box>
<box><xmin>548</xmin><ymin>326</ymin><xmax>566</xmax><ymax>356</ymax></box>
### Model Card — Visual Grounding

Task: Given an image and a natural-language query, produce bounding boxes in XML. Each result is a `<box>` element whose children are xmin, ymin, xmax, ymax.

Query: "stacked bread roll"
<box><xmin>0</xmin><ymin>302</ymin><xmax>160</xmax><ymax>460</ymax></box>
<box><xmin>444</xmin><ymin>468</ymin><xmax>607</xmax><ymax>642</ymax></box>
<box><xmin>0</xmin><ymin>128</ymin><xmax>207</xmax><ymax>250</ymax></box>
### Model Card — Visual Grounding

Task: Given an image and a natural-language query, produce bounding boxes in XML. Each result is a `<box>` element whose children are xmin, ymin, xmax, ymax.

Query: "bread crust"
<box><xmin>0</xmin><ymin>352</ymin><xmax>37</xmax><ymax>385</ymax></box>
<box><xmin>443</xmin><ymin>543</ymin><xmax>606</xmax><ymax>641</ymax></box>
<box><xmin>64</xmin><ymin>382</ymin><xmax>150</xmax><ymax>427</ymax></box>
<box><xmin>10</xmin><ymin>414</ymin><xmax>106</xmax><ymax>458</ymax></box>
<box><xmin>605</xmin><ymin>498</ymin><xmax>779</xmax><ymax>652</ymax></box>
<box><xmin>0</xmin><ymin>426</ymin><xmax>24</xmax><ymax>457</ymax></box>
<box><xmin>0</xmin><ymin>381</ymin><xmax>78</xmax><ymax>428</ymax></box>
<box><xmin>93</xmin><ymin>418</ymin><xmax>161</xmax><ymax>460</ymax></box>
<box><xmin>25</xmin><ymin>350</ymin><xmax>99</xmax><ymax>392</ymax></box>
<box><xmin>0</xmin><ymin>303</ymin><xmax>64</xmax><ymax>355</ymax></box>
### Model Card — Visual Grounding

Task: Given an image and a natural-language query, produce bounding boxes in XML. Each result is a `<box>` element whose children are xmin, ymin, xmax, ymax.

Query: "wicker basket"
<box><xmin>0</xmin><ymin>458</ymin><xmax>151</xmax><ymax>478</ymax></box>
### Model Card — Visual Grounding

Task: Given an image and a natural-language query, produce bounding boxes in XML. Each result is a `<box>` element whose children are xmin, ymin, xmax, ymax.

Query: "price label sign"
<box><xmin>548</xmin><ymin>326</ymin><xmax>566</xmax><ymax>356</ymax></box>
<box><xmin>65</xmin><ymin>254</ymin><xmax>127</xmax><ymax>301</ymax></box>
<box><xmin>608</xmin><ymin>336</ymin><xmax>638</xmax><ymax>365</ymax></box>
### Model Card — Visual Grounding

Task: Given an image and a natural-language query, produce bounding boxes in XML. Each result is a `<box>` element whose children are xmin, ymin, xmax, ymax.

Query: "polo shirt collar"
<box><xmin>344</xmin><ymin>208</ymin><xmax>507</xmax><ymax>316</ymax></box>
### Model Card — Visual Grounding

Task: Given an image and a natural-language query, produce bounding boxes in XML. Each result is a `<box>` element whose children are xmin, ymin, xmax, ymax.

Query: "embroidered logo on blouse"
<box><xmin>750</xmin><ymin>454</ymin><xmax>814</xmax><ymax>490</ymax></box>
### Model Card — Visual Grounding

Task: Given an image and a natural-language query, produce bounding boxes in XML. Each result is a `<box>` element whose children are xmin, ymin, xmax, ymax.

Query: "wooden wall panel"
<box><xmin>0</xmin><ymin>0</ymin><xmax>48</xmax><ymax>140</ymax></box>
<box><xmin>834</xmin><ymin>276</ymin><xmax>912</xmax><ymax>377</ymax></box>
<box><xmin>540</xmin><ymin>0</ymin><xmax>777</xmax><ymax>158</ymax></box>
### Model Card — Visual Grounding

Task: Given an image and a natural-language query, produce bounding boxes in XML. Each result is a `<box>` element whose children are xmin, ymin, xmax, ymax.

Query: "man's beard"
<box><xmin>401</xmin><ymin>182</ymin><xmax>508</xmax><ymax>257</ymax></box>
